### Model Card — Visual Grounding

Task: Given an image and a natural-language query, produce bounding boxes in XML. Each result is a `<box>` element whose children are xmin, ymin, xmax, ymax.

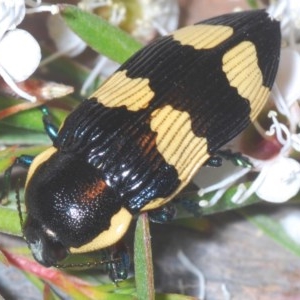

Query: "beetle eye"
<box><xmin>29</xmin><ymin>233</ymin><xmax>68</xmax><ymax>267</ymax></box>
<box><xmin>41</xmin><ymin>236</ymin><xmax>68</xmax><ymax>266</ymax></box>
<box><xmin>24</xmin><ymin>217</ymin><xmax>68</xmax><ymax>267</ymax></box>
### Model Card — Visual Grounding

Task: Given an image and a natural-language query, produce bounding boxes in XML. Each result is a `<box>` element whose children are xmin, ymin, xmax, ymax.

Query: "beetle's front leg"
<box><xmin>40</xmin><ymin>106</ymin><xmax>59</xmax><ymax>142</ymax></box>
<box><xmin>0</xmin><ymin>155</ymin><xmax>34</xmax><ymax>202</ymax></box>
<box><xmin>106</xmin><ymin>241</ymin><xmax>131</xmax><ymax>283</ymax></box>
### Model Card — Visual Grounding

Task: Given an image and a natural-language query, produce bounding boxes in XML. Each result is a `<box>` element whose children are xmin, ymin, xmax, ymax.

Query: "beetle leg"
<box><xmin>148</xmin><ymin>203</ymin><xmax>177</xmax><ymax>223</ymax></box>
<box><xmin>54</xmin><ymin>242</ymin><xmax>131</xmax><ymax>282</ymax></box>
<box><xmin>205</xmin><ymin>156</ymin><xmax>223</xmax><ymax>167</ymax></box>
<box><xmin>40</xmin><ymin>106</ymin><xmax>59</xmax><ymax>142</ymax></box>
<box><xmin>106</xmin><ymin>241</ymin><xmax>131</xmax><ymax>283</ymax></box>
<box><xmin>0</xmin><ymin>155</ymin><xmax>34</xmax><ymax>202</ymax></box>
<box><xmin>205</xmin><ymin>150</ymin><xmax>252</xmax><ymax>168</ymax></box>
<box><xmin>216</xmin><ymin>149</ymin><xmax>253</xmax><ymax>168</ymax></box>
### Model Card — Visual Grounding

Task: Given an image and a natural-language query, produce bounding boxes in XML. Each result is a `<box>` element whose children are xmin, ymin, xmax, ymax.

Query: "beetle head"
<box><xmin>23</xmin><ymin>151</ymin><xmax>132</xmax><ymax>266</ymax></box>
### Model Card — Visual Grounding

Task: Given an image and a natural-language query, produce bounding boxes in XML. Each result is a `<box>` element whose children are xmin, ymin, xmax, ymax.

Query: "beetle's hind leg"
<box><xmin>148</xmin><ymin>203</ymin><xmax>177</xmax><ymax>223</ymax></box>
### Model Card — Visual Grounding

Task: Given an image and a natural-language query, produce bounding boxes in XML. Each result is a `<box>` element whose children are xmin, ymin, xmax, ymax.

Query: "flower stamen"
<box><xmin>266</xmin><ymin>110</ymin><xmax>292</xmax><ymax>153</ymax></box>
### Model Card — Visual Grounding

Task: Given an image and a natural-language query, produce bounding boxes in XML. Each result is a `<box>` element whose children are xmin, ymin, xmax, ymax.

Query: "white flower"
<box><xmin>0</xmin><ymin>0</ymin><xmax>58</xmax><ymax>102</ymax></box>
<box><xmin>0</xmin><ymin>0</ymin><xmax>25</xmax><ymax>40</ymax></box>
<box><xmin>0</xmin><ymin>29</ymin><xmax>41</xmax><ymax>82</ymax></box>
<box><xmin>255</xmin><ymin>157</ymin><xmax>300</xmax><ymax>203</ymax></box>
<box><xmin>268</xmin><ymin>0</ymin><xmax>300</xmax><ymax>46</ymax></box>
<box><xmin>125</xmin><ymin>0</ymin><xmax>179</xmax><ymax>40</ymax></box>
<box><xmin>0</xmin><ymin>0</ymin><xmax>37</xmax><ymax>101</ymax></box>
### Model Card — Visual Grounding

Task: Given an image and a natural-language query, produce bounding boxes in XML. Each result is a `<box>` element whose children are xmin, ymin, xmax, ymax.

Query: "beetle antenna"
<box><xmin>55</xmin><ymin>242</ymin><xmax>131</xmax><ymax>282</ymax></box>
<box><xmin>54</xmin><ymin>257</ymin><xmax>121</xmax><ymax>269</ymax></box>
<box><xmin>16</xmin><ymin>178</ymin><xmax>24</xmax><ymax>231</ymax></box>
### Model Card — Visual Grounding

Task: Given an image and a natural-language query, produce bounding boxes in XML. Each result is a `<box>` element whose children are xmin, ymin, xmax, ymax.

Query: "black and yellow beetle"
<box><xmin>10</xmin><ymin>10</ymin><xmax>281</xmax><ymax>267</ymax></box>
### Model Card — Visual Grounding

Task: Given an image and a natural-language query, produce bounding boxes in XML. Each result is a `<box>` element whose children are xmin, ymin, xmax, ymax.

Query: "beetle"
<box><xmin>3</xmin><ymin>9</ymin><xmax>281</xmax><ymax>268</ymax></box>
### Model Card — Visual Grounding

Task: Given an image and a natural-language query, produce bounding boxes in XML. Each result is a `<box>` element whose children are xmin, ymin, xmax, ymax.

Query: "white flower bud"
<box><xmin>256</xmin><ymin>157</ymin><xmax>300</xmax><ymax>203</ymax></box>
<box><xmin>0</xmin><ymin>28</ymin><xmax>41</xmax><ymax>82</ymax></box>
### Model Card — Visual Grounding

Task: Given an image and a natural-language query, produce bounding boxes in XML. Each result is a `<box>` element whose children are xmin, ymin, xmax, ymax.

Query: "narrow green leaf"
<box><xmin>0</xmin><ymin>145</ymin><xmax>48</xmax><ymax>173</ymax></box>
<box><xmin>24</xmin><ymin>273</ymin><xmax>46</xmax><ymax>295</ymax></box>
<box><xmin>0</xmin><ymin>250</ymin><xmax>8</xmax><ymax>264</ymax></box>
<box><xmin>240</xmin><ymin>210</ymin><xmax>300</xmax><ymax>257</ymax></box>
<box><xmin>0</xmin><ymin>105</ymin><xmax>69</xmax><ymax>132</ymax></box>
<box><xmin>175</xmin><ymin>182</ymin><xmax>262</xmax><ymax>219</ymax></box>
<box><xmin>134</xmin><ymin>213</ymin><xmax>154</xmax><ymax>300</ymax></box>
<box><xmin>43</xmin><ymin>283</ymin><xmax>60</xmax><ymax>300</ymax></box>
<box><xmin>59</xmin><ymin>5</ymin><xmax>142</xmax><ymax>64</ymax></box>
<box><xmin>174</xmin><ymin>217</ymin><xmax>212</xmax><ymax>232</ymax></box>
<box><xmin>0</xmin><ymin>207</ymin><xmax>22</xmax><ymax>236</ymax></box>
<box><xmin>156</xmin><ymin>294</ymin><xmax>198</xmax><ymax>300</ymax></box>
<box><xmin>247</xmin><ymin>0</ymin><xmax>259</xmax><ymax>9</ymax></box>
<box><xmin>201</xmin><ymin>185</ymin><xmax>262</xmax><ymax>215</ymax></box>
<box><xmin>0</xmin><ymin>124</ymin><xmax>50</xmax><ymax>145</ymax></box>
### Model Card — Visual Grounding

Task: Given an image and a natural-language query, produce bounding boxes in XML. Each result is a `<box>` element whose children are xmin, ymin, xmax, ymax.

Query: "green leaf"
<box><xmin>156</xmin><ymin>294</ymin><xmax>198</xmax><ymax>300</ymax></box>
<box><xmin>0</xmin><ymin>104</ymin><xmax>69</xmax><ymax>132</ymax></box>
<box><xmin>134</xmin><ymin>213</ymin><xmax>154</xmax><ymax>300</ymax></box>
<box><xmin>43</xmin><ymin>283</ymin><xmax>60</xmax><ymax>300</ymax></box>
<box><xmin>24</xmin><ymin>273</ymin><xmax>47</xmax><ymax>296</ymax></box>
<box><xmin>0</xmin><ymin>207</ymin><xmax>22</xmax><ymax>236</ymax></box>
<box><xmin>0</xmin><ymin>145</ymin><xmax>49</xmax><ymax>173</ymax></box>
<box><xmin>0</xmin><ymin>250</ymin><xmax>8</xmax><ymax>265</ymax></box>
<box><xmin>175</xmin><ymin>182</ymin><xmax>262</xmax><ymax>219</ymax></box>
<box><xmin>240</xmin><ymin>209</ymin><xmax>300</xmax><ymax>257</ymax></box>
<box><xmin>201</xmin><ymin>185</ymin><xmax>262</xmax><ymax>215</ymax></box>
<box><xmin>0</xmin><ymin>124</ymin><xmax>50</xmax><ymax>145</ymax></box>
<box><xmin>247</xmin><ymin>0</ymin><xmax>259</xmax><ymax>9</ymax></box>
<box><xmin>59</xmin><ymin>5</ymin><xmax>142</xmax><ymax>64</ymax></box>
